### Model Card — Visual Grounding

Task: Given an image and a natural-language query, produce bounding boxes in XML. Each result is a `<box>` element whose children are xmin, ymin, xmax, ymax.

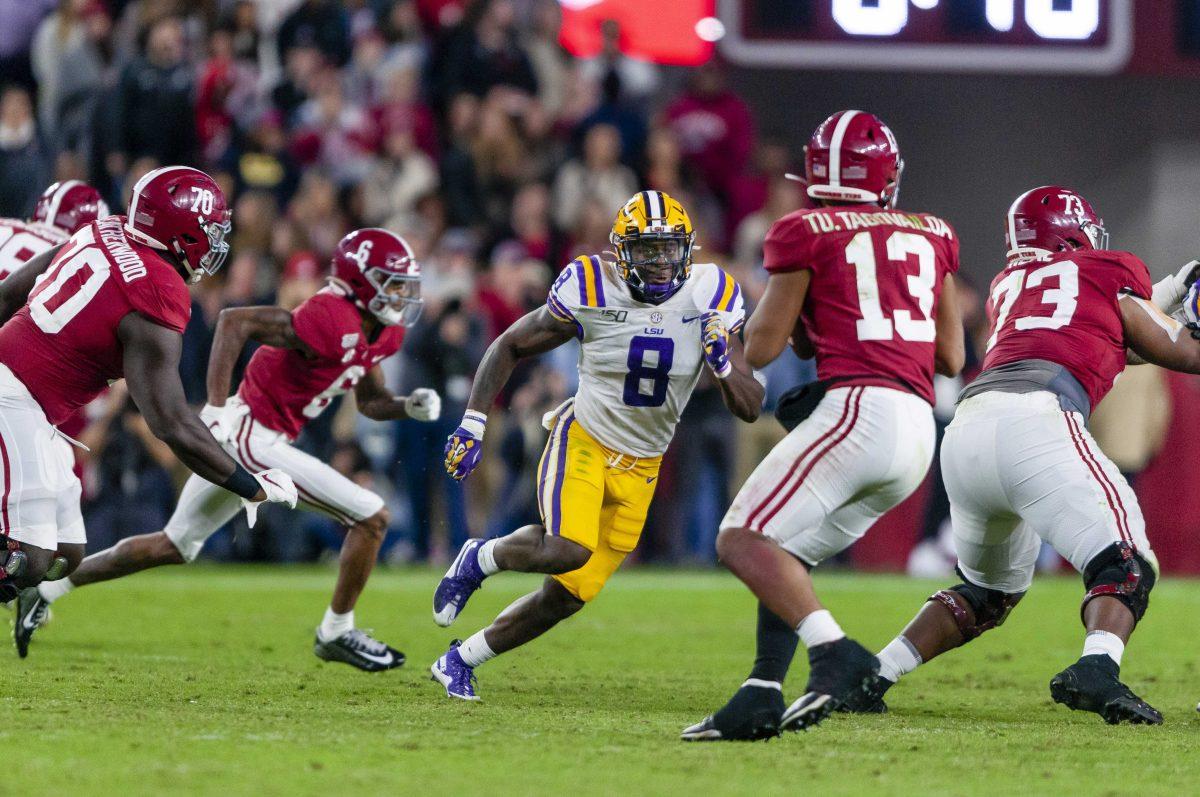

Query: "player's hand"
<box><xmin>404</xmin><ymin>388</ymin><xmax>442</xmax><ymax>422</ymax></box>
<box><xmin>701</xmin><ymin>311</ymin><xmax>732</xmax><ymax>379</ymax></box>
<box><xmin>1184</xmin><ymin>278</ymin><xmax>1200</xmax><ymax>327</ymax></box>
<box><xmin>242</xmin><ymin>468</ymin><xmax>298</xmax><ymax>528</ymax></box>
<box><xmin>444</xmin><ymin>411</ymin><xmax>486</xmax><ymax>481</ymax></box>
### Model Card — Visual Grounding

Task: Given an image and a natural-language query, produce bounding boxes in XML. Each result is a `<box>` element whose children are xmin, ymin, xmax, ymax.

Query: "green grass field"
<box><xmin>7</xmin><ymin>566</ymin><xmax>1197</xmax><ymax>796</ymax></box>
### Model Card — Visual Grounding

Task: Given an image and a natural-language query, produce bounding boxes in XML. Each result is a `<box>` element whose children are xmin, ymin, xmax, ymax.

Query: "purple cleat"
<box><xmin>431</xmin><ymin>641</ymin><xmax>480</xmax><ymax>701</ymax></box>
<box><xmin>433</xmin><ymin>539</ymin><xmax>487</xmax><ymax>627</ymax></box>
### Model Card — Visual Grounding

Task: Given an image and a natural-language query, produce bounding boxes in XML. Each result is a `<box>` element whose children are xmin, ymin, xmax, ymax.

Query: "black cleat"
<box><xmin>781</xmin><ymin>637</ymin><xmax>881</xmax><ymax>732</ymax></box>
<box><xmin>681</xmin><ymin>681</ymin><xmax>785</xmax><ymax>742</ymax></box>
<box><xmin>313</xmin><ymin>628</ymin><xmax>405</xmax><ymax>672</ymax></box>
<box><xmin>13</xmin><ymin>587</ymin><xmax>49</xmax><ymax>659</ymax></box>
<box><xmin>839</xmin><ymin>675</ymin><xmax>893</xmax><ymax>714</ymax></box>
<box><xmin>1049</xmin><ymin>654</ymin><xmax>1162</xmax><ymax>725</ymax></box>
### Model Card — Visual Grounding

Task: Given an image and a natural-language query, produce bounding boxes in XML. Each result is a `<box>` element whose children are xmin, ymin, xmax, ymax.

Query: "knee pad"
<box><xmin>1081</xmin><ymin>542</ymin><xmax>1156</xmax><ymax>624</ymax></box>
<box><xmin>928</xmin><ymin>578</ymin><xmax>1024</xmax><ymax>643</ymax></box>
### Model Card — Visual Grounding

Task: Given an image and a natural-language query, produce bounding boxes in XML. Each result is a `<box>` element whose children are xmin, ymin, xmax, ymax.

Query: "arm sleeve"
<box><xmin>762</xmin><ymin>216</ymin><xmax>815</xmax><ymax>275</ymax></box>
<box><xmin>291</xmin><ymin>295</ymin><xmax>352</xmax><ymax>360</ymax></box>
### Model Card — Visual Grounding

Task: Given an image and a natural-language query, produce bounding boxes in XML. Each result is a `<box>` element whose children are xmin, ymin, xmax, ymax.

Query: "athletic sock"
<box><xmin>795</xmin><ymin>609</ymin><xmax>845</xmax><ymax>649</ymax></box>
<box><xmin>748</xmin><ymin>602</ymin><xmax>799</xmax><ymax>684</ymax></box>
<box><xmin>458</xmin><ymin>630</ymin><xmax>497</xmax><ymax>667</ymax></box>
<box><xmin>38</xmin><ymin>578</ymin><xmax>74</xmax><ymax>603</ymax></box>
<box><xmin>876</xmin><ymin>635</ymin><xmax>923</xmax><ymax>683</ymax></box>
<box><xmin>1082</xmin><ymin>630</ymin><xmax>1125</xmax><ymax>667</ymax></box>
<box><xmin>476</xmin><ymin>539</ymin><xmax>500</xmax><ymax>576</ymax></box>
<box><xmin>318</xmin><ymin>607</ymin><xmax>354</xmax><ymax>642</ymax></box>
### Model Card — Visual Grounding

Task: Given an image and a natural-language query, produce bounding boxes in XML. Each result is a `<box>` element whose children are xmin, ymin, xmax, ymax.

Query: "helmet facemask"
<box><xmin>611</xmin><ymin>230</ymin><xmax>694</xmax><ymax>305</ymax></box>
<box><xmin>173</xmin><ymin>214</ymin><xmax>231</xmax><ymax>283</ymax></box>
<box><xmin>366</xmin><ymin>265</ymin><xmax>423</xmax><ymax>326</ymax></box>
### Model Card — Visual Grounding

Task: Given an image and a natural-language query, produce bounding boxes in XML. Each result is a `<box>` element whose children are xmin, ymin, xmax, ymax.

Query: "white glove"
<box><xmin>200</xmin><ymin>403</ymin><xmax>233</xmax><ymax>444</ymax></box>
<box><xmin>242</xmin><ymin>468</ymin><xmax>298</xmax><ymax>528</ymax></box>
<box><xmin>405</xmin><ymin>388</ymin><xmax>442</xmax><ymax>422</ymax></box>
<box><xmin>1151</xmin><ymin>260</ymin><xmax>1200</xmax><ymax>315</ymax></box>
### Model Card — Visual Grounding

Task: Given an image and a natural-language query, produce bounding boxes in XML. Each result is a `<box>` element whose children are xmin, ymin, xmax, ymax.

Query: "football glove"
<box><xmin>1152</xmin><ymin>260</ymin><xmax>1200</xmax><ymax>315</ymax></box>
<box><xmin>242</xmin><ymin>468</ymin><xmax>298</xmax><ymax>528</ymax></box>
<box><xmin>444</xmin><ymin>411</ymin><xmax>487</xmax><ymax>481</ymax></box>
<box><xmin>701</xmin><ymin>311</ymin><xmax>732</xmax><ymax>379</ymax></box>
<box><xmin>404</xmin><ymin>388</ymin><xmax>442</xmax><ymax>422</ymax></box>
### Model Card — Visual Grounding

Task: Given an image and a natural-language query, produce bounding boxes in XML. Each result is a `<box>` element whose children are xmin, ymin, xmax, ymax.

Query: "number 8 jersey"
<box><xmin>763</xmin><ymin>204</ymin><xmax>959</xmax><ymax>405</ymax></box>
<box><xmin>547</xmin><ymin>255</ymin><xmax>745</xmax><ymax>458</ymax></box>
<box><xmin>0</xmin><ymin>216</ymin><xmax>191</xmax><ymax>425</ymax></box>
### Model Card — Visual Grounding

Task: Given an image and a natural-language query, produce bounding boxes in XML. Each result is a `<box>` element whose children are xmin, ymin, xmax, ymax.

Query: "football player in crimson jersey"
<box><xmin>21</xmin><ymin>229</ymin><xmax>441</xmax><ymax>671</ymax></box>
<box><xmin>846</xmin><ymin>187</ymin><xmax>1200</xmax><ymax>725</ymax></box>
<box><xmin>0</xmin><ymin>165</ymin><xmax>298</xmax><ymax>630</ymax></box>
<box><xmin>0</xmin><ymin>180</ymin><xmax>109</xmax><ymax>280</ymax></box>
<box><xmin>683</xmin><ymin>110</ymin><xmax>966</xmax><ymax>741</ymax></box>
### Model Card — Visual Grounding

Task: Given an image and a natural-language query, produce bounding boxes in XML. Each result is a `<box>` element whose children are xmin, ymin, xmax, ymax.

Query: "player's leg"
<box><xmin>1039</xmin><ymin>412</ymin><xmax>1161</xmax><ymax>724</ymax></box>
<box><xmin>433</xmin><ymin>455</ymin><xmax>649</xmax><ymax>701</ymax></box>
<box><xmin>14</xmin><ymin>473</ymin><xmax>241</xmax><ymax>656</ymax></box>
<box><xmin>433</xmin><ymin>406</ymin><xmax>598</xmax><ymax>627</ymax></box>
<box><xmin>242</xmin><ymin>426</ymin><xmax>406</xmax><ymax>672</ymax></box>
<box><xmin>704</xmin><ymin>388</ymin><xmax>934</xmax><ymax>734</ymax></box>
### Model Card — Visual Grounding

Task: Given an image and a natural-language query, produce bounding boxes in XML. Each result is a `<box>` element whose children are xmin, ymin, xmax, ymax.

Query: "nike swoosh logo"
<box><xmin>646</xmin><ymin>476</ymin><xmax>657</xmax><ymax>484</ymax></box>
<box><xmin>21</xmin><ymin>611</ymin><xmax>39</xmax><ymax>630</ymax></box>
<box><xmin>682</xmin><ymin>315</ymin><xmax>702</xmax><ymax>323</ymax></box>
<box><xmin>354</xmin><ymin>649</ymin><xmax>394</xmax><ymax>665</ymax></box>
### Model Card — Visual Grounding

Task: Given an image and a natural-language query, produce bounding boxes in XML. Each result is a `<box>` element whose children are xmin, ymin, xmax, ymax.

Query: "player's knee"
<box><xmin>929</xmin><ymin>579</ymin><xmax>1024</xmax><ymax>644</ymax></box>
<box><xmin>715</xmin><ymin>525</ymin><xmax>755</xmax><ymax>564</ymax></box>
<box><xmin>55</xmin><ymin>543</ymin><xmax>86</xmax><ymax>577</ymax></box>
<box><xmin>9</xmin><ymin>545</ymin><xmax>54</xmax><ymax>588</ymax></box>
<box><xmin>353</xmin><ymin>509</ymin><xmax>389</xmax><ymax>543</ymax></box>
<box><xmin>544</xmin><ymin>536</ymin><xmax>591</xmax><ymax>572</ymax></box>
<box><xmin>151</xmin><ymin>533</ymin><xmax>189</xmax><ymax>565</ymax></box>
<box><xmin>1081</xmin><ymin>542</ymin><xmax>1156</xmax><ymax>624</ymax></box>
<box><xmin>542</xmin><ymin>578</ymin><xmax>587</xmax><ymax>617</ymax></box>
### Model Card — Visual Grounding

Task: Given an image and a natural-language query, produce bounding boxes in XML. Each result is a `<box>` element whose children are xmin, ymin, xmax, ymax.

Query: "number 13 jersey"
<box><xmin>0</xmin><ymin>216</ymin><xmax>191</xmax><ymax>425</ymax></box>
<box><xmin>763</xmin><ymin>204</ymin><xmax>959</xmax><ymax>405</ymax></box>
<box><xmin>547</xmin><ymin>256</ymin><xmax>745</xmax><ymax>458</ymax></box>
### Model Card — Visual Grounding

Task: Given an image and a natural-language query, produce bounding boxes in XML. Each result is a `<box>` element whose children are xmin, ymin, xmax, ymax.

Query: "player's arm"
<box><xmin>934</xmin><ymin>274</ymin><xmax>965</xmax><ymax>377</ymax></box>
<box><xmin>744</xmin><ymin>270</ymin><xmax>810</xmax><ymax>369</ymax></box>
<box><xmin>206</xmin><ymin>306</ymin><xmax>311</xmax><ymax>406</ymax></box>
<box><xmin>0</xmin><ymin>242</ymin><xmax>63</xmax><ymax>324</ymax></box>
<box><xmin>354</xmin><ymin>365</ymin><xmax>441</xmax><ymax>422</ymax></box>
<box><xmin>710</xmin><ymin>330</ymin><xmax>763</xmax><ymax>422</ymax></box>
<box><xmin>120</xmin><ymin>313</ymin><xmax>291</xmax><ymax>510</ymax></box>
<box><xmin>444</xmin><ymin>307</ymin><xmax>576</xmax><ymax>480</ymax></box>
<box><xmin>1120</xmin><ymin>293</ymin><xmax>1200</xmax><ymax>373</ymax></box>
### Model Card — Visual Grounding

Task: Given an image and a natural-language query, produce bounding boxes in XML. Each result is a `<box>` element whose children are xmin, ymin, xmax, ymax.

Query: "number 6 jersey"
<box><xmin>763</xmin><ymin>204</ymin><xmax>959</xmax><ymax>405</ymax></box>
<box><xmin>0</xmin><ymin>216</ymin><xmax>191</xmax><ymax>425</ymax></box>
<box><xmin>547</xmin><ymin>255</ymin><xmax>745</xmax><ymax>458</ymax></box>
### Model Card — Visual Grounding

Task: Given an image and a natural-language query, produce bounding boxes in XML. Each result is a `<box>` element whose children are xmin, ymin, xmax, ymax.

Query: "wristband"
<box><xmin>221</xmin><ymin>463</ymin><xmax>261</xmax><ymax>500</ymax></box>
<box><xmin>460</xmin><ymin>410</ymin><xmax>487</xmax><ymax>439</ymax></box>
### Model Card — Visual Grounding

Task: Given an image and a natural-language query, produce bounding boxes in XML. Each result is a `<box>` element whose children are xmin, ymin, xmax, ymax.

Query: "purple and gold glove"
<box><xmin>701</xmin><ymin>311</ymin><xmax>732</xmax><ymax>379</ymax></box>
<box><xmin>444</xmin><ymin>410</ymin><xmax>487</xmax><ymax>481</ymax></box>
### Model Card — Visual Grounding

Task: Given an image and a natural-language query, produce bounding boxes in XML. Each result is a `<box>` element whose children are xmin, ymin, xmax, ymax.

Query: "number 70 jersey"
<box><xmin>547</xmin><ymin>256</ymin><xmax>745</xmax><ymax>458</ymax></box>
<box><xmin>763</xmin><ymin>205</ymin><xmax>960</xmax><ymax>405</ymax></box>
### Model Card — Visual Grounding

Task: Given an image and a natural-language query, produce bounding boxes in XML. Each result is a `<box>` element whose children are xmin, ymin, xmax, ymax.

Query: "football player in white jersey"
<box><xmin>430</xmin><ymin>191</ymin><xmax>764</xmax><ymax>700</ymax></box>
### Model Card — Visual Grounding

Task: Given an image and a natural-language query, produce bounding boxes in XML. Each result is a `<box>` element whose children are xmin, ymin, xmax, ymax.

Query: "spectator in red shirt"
<box><xmin>663</xmin><ymin>61</ymin><xmax>755</xmax><ymax>204</ymax></box>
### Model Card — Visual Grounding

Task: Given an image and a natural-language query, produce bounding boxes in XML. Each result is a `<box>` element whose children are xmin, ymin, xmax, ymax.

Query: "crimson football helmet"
<box><xmin>32</xmin><ymin>180</ymin><xmax>109</xmax><ymax>235</ymax></box>
<box><xmin>1005</xmin><ymin>186</ymin><xmax>1108</xmax><ymax>264</ymax></box>
<box><xmin>330</xmin><ymin>228</ymin><xmax>423</xmax><ymax>327</ymax></box>
<box><xmin>789</xmin><ymin>110</ymin><xmax>903</xmax><ymax>207</ymax></box>
<box><xmin>124</xmin><ymin>166</ymin><xmax>231</xmax><ymax>282</ymax></box>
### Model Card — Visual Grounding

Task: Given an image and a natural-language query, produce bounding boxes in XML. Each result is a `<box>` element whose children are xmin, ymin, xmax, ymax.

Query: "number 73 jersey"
<box><xmin>547</xmin><ymin>256</ymin><xmax>745</xmax><ymax>458</ymax></box>
<box><xmin>763</xmin><ymin>205</ymin><xmax>960</xmax><ymax>405</ymax></box>
<box><xmin>982</xmin><ymin>249</ymin><xmax>1152</xmax><ymax>410</ymax></box>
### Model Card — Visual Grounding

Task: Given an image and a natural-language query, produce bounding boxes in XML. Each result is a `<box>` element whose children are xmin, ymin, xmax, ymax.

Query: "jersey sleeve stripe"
<box><xmin>588</xmin><ymin>256</ymin><xmax>606</xmax><ymax>307</ymax></box>
<box><xmin>709</xmin><ymin>269</ymin><xmax>735</xmax><ymax>311</ymax></box>
<box><xmin>573</xmin><ymin>257</ymin><xmax>589</xmax><ymax>306</ymax></box>
<box><xmin>722</xmin><ymin>281</ymin><xmax>742</xmax><ymax>313</ymax></box>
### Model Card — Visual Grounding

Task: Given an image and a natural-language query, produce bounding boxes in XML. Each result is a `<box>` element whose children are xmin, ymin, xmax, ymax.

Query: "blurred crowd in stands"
<box><xmin>0</xmin><ymin>0</ymin><xmax>1168</xmax><ymax>571</ymax></box>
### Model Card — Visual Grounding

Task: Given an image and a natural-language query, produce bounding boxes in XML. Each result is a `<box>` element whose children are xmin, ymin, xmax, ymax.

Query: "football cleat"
<box><xmin>13</xmin><ymin>587</ymin><xmax>50</xmax><ymax>659</ymax></box>
<box><xmin>433</xmin><ymin>539</ymin><xmax>487</xmax><ymax>627</ymax></box>
<box><xmin>1049</xmin><ymin>654</ymin><xmax>1163</xmax><ymax>725</ymax></box>
<box><xmin>313</xmin><ymin>628</ymin><xmax>405</xmax><ymax>672</ymax></box>
<box><xmin>781</xmin><ymin>637</ymin><xmax>881</xmax><ymax>732</ymax></box>
<box><xmin>839</xmin><ymin>676</ymin><xmax>893</xmax><ymax>714</ymax></box>
<box><xmin>680</xmin><ymin>680</ymin><xmax>784</xmax><ymax>742</ymax></box>
<box><xmin>431</xmin><ymin>641</ymin><xmax>480</xmax><ymax>701</ymax></box>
